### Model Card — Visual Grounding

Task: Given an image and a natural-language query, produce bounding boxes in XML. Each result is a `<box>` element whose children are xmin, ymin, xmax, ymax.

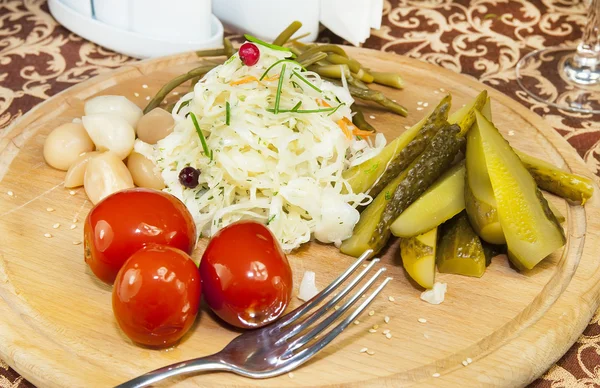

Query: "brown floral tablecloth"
<box><xmin>1</xmin><ymin>0</ymin><xmax>599</xmax><ymax>387</ymax></box>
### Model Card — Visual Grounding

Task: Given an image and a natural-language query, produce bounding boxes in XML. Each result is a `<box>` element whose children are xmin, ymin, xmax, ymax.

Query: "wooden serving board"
<box><xmin>1</xmin><ymin>47</ymin><xmax>600</xmax><ymax>388</ymax></box>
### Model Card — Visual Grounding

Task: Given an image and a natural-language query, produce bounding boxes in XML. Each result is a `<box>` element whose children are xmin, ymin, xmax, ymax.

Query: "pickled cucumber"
<box><xmin>391</xmin><ymin>162</ymin><xmax>465</xmax><ymax>238</ymax></box>
<box><xmin>464</xmin><ymin>99</ymin><xmax>505</xmax><ymax>244</ymax></box>
<box><xmin>516</xmin><ymin>150</ymin><xmax>594</xmax><ymax>204</ymax></box>
<box><xmin>400</xmin><ymin>228</ymin><xmax>437</xmax><ymax>289</ymax></box>
<box><xmin>371</xmin><ymin>124</ymin><xmax>465</xmax><ymax>254</ymax></box>
<box><xmin>436</xmin><ymin>212</ymin><xmax>487</xmax><ymax>278</ymax></box>
<box><xmin>364</xmin><ymin>95</ymin><xmax>452</xmax><ymax>198</ymax></box>
<box><xmin>475</xmin><ymin>111</ymin><xmax>565</xmax><ymax>270</ymax></box>
<box><xmin>340</xmin><ymin>171</ymin><xmax>404</xmax><ymax>257</ymax></box>
<box><xmin>343</xmin><ymin>95</ymin><xmax>451</xmax><ymax>196</ymax></box>
<box><xmin>447</xmin><ymin>90</ymin><xmax>488</xmax><ymax>135</ymax></box>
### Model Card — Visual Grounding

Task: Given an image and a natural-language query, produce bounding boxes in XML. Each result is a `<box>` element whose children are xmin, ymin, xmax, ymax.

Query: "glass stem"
<box><xmin>575</xmin><ymin>0</ymin><xmax>600</xmax><ymax>62</ymax></box>
<box><xmin>565</xmin><ymin>0</ymin><xmax>600</xmax><ymax>85</ymax></box>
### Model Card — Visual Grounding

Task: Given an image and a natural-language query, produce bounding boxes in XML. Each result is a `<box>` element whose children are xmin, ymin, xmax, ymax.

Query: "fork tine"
<box><xmin>284</xmin><ymin>267</ymin><xmax>388</xmax><ymax>354</ymax></box>
<box><xmin>285</xmin><ymin>276</ymin><xmax>392</xmax><ymax>369</ymax></box>
<box><xmin>278</xmin><ymin>249</ymin><xmax>373</xmax><ymax>327</ymax></box>
<box><xmin>280</xmin><ymin>258</ymin><xmax>381</xmax><ymax>341</ymax></box>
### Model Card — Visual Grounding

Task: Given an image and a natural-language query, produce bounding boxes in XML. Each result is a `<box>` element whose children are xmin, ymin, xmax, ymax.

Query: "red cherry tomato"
<box><xmin>112</xmin><ymin>244</ymin><xmax>201</xmax><ymax>347</ymax></box>
<box><xmin>84</xmin><ymin>188</ymin><xmax>196</xmax><ymax>284</ymax></box>
<box><xmin>200</xmin><ymin>220</ymin><xmax>292</xmax><ymax>329</ymax></box>
<box><xmin>239</xmin><ymin>42</ymin><xmax>260</xmax><ymax>66</ymax></box>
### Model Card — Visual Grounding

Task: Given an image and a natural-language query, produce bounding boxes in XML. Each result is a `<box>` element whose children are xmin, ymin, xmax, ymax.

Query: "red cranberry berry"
<box><xmin>239</xmin><ymin>42</ymin><xmax>260</xmax><ymax>66</ymax></box>
<box><xmin>178</xmin><ymin>166</ymin><xmax>200</xmax><ymax>189</ymax></box>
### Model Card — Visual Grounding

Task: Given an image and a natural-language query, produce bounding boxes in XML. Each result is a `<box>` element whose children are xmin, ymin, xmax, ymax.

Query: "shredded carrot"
<box><xmin>264</xmin><ymin>74</ymin><xmax>280</xmax><ymax>82</ymax></box>
<box><xmin>337</xmin><ymin>119</ymin><xmax>353</xmax><ymax>140</ymax></box>
<box><xmin>316</xmin><ymin>98</ymin><xmax>331</xmax><ymax>108</ymax></box>
<box><xmin>230</xmin><ymin>76</ymin><xmax>262</xmax><ymax>86</ymax></box>
<box><xmin>352</xmin><ymin>128</ymin><xmax>376</xmax><ymax>137</ymax></box>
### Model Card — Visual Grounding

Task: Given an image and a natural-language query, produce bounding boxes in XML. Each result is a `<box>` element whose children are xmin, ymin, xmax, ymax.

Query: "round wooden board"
<box><xmin>1</xmin><ymin>47</ymin><xmax>600</xmax><ymax>388</ymax></box>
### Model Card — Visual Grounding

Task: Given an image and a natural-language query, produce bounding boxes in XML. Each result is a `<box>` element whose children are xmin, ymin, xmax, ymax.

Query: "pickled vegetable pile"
<box><xmin>340</xmin><ymin>91</ymin><xmax>594</xmax><ymax>289</ymax></box>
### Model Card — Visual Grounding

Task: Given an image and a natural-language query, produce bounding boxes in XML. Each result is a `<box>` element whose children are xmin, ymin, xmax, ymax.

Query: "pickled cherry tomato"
<box><xmin>84</xmin><ymin>188</ymin><xmax>196</xmax><ymax>284</ymax></box>
<box><xmin>199</xmin><ymin>221</ymin><xmax>292</xmax><ymax>329</ymax></box>
<box><xmin>112</xmin><ymin>245</ymin><xmax>201</xmax><ymax>347</ymax></box>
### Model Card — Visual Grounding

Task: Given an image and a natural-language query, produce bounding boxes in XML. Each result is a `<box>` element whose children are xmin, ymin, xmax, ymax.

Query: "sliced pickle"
<box><xmin>475</xmin><ymin>111</ymin><xmax>565</xmax><ymax>270</ymax></box>
<box><xmin>400</xmin><ymin>228</ymin><xmax>437</xmax><ymax>289</ymax></box>
<box><xmin>464</xmin><ymin>99</ymin><xmax>505</xmax><ymax>244</ymax></box>
<box><xmin>391</xmin><ymin>162</ymin><xmax>465</xmax><ymax>238</ymax></box>
<box><xmin>344</xmin><ymin>95</ymin><xmax>452</xmax><ymax>197</ymax></box>
<box><xmin>436</xmin><ymin>212</ymin><xmax>487</xmax><ymax>278</ymax></box>
<box><xmin>516</xmin><ymin>150</ymin><xmax>594</xmax><ymax>204</ymax></box>
<box><xmin>447</xmin><ymin>90</ymin><xmax>488</xmax><ymax>135</ymax></box>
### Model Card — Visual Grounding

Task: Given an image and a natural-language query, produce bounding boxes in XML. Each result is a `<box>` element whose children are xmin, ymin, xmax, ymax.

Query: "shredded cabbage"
<box><xmin>141</xmin><ymin>43</ymin><xmax>386</xmax><ymax>252</ymax></box>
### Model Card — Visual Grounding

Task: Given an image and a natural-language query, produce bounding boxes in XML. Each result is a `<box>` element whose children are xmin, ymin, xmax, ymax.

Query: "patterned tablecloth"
<box><xmin>1</xmin><ymin>0</ymin><xmax>599</xmax><ymax>386</ymax></box>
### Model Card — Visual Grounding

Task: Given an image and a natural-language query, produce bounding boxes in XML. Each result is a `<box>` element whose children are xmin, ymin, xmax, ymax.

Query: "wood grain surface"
<box><xmin>1</xmin><ymin>47</ymin><xmax>599</xmax><ymax>388</ymax></box>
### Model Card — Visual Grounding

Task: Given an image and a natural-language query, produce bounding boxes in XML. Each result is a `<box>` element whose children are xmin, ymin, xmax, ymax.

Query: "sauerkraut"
<box><xmin>138</xmin><ymin>41</ymin><xmax>386</xmax><ymax>252</ymax></box>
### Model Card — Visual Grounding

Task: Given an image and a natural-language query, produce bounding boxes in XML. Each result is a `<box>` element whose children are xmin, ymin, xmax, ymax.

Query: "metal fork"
<box><xmin>115</xmin><ymin>250</ymin><xmax>390</xmax><ymax>388</ymax></box>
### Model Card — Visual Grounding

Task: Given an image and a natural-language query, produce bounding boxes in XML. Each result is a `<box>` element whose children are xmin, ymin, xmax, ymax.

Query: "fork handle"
<box><xmin>114</xmin><ymin>355</ymin><xmax>231</xmax><ymax>388</ymax></box>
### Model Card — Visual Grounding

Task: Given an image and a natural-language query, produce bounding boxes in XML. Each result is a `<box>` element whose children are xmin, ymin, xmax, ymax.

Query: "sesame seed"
<box><xmin>382</xmin><ymin>329</ymin><xmax>390</xmax><ymax>335</ymax></box>
<box><xmin>466</xmin><ymin>357</ymin><xmax>473</xmax><ymax>364</ymax></box>
<box><xmin>432</xmin><ymin>373</ymin><xmax>440</xmax><ymax>378</ymax></box>
<box><xmin>440</xmin><ymin>88</ymin><xmax>446</xmax><ymax>92</ymax></box>
<box><xmin>362</xmin><ymin>294</ymin><xmax>366</xmax><ymax>298</ymax></box>
<box><xmin>508</xmin><ymin>130</ymin><xmax>515</xmax><ymax>136</ymax></box>
<box><xmin>369</xmin><ymin>115</ymin><xmax>376</xmax><ymax>119</ymax></box>
<box><xmin>392</xmin><ymin>99</ymin><xmax>397</xmax><ymax>102</ymax></box>
<box><xmin>172</xmin><ymin>91</ymin><xmax>179</xmax><ymax>96</ymax></box>
<box><xmin>388</xmin><ymin>296</ymin><xmax>395</xmax><ymax>302</ymax></box>
<box><xmin>288</xmin><ymin>372</ymin><xmax>294</xmax><ymax>378</ymax></box>
<box><xmin>366</xmin><ymin>350</ymin><xmax>375</xmax><ymax>355</ymax></box>
<box><xmin>363</xmin><ymin>264</ymin><xmax>368</xmax><ymax>267</ymax></box>
<box><xmin>52</xmin><ymin>223</ymin><xmax>60</xmax><ymax>229</ymax></box>
<box><xmin>404</xmin><ymin>125</ymin><xmax>410</xmax><ymax>130</ymax></box>
<box><xmin>368</xmin><ymin>310</ymin><xmax>375</xmax><ymax>316</ymax></box>
<box><xmin>354</xmin><ymin>320</ymin><xmax>360</xmax><ymax>325</ymax></box>
<box><xmin>334</xmin><ymin>305</ymin><xmax>340</xmax><ymax>310</ymax></box>
<box><xmin>423</xmin><ymin>102</ymin><xmax>429</xmax><ymax>107</ymax></box>
<box><xmin>72</xmin><ymin>241</ymin><xmax>82</xmax><ymax>245</ymax></box>
<box><xmin>423</xmin><ymin>333</ymin><xmax>430</xmax><ymax>339</ymax></box>
<box><xmin>372</xmin><ymin>324</ymin><xmax>379</xmax><ymax>330</ymax></box>
<box><xmin>368</xmin><ymin>328</ymin><xmax>377</xmax><ymax>333</ymax></box>
<box><xmin>142</xmin><ymin>84</ymin><xmax>148</xmax><ymax>89</ymax></box>
<box><xmin>145</xmin><ymin>96</ymin><xmax>151</xmax><ymax>101</ymax></box>
<box><xmin>72</xmin><ymin>218</ymin><xmax>78</xmax><ymax>223</ymax></box>
<box><xmin>462</xmin><ymin>360</ymin><xmax>468</xmax><ymax>367</ymax></box>
<box><xmin>7</xmin><ymin>190</ymin><xmax>13</xmax><ymax>196</ymax></box>
<box><xmin>134</xmin><ymin>92</ymin><xmax>140</xmax><ymax>97</ymax></box>
<box><xmin>70</xmin><ymin>224</ymin><xmax>77</xmax><ymax>230</ymax></box>
<box><xmin>384</xmin><ymin>316</ymin><xmax>390</xmax><ymax>323</ymax></box>
<box><xmin>417</xmin><ymin>107</ymin><xmax>423</xmax><ymax>111</ymax></box>
<box><xmin>46</xmin><ymin>207</ymin><xmax>55</xmax><ymax>212</ymax></box>
<box><xmin>44</xmin><ymin>233</ymin><xmax>52</xmax><ymax>238</ymax></box>
<box><xmin>434</xmin><ymin>90</ymin><xmax>440</xmax><ymax>94</ymax></box>
<box><xmin>418</xmin><ymin>318</ymin><xmax>427</xmax><ymax>323</ymax></box>
<box><xmin>385</xmin><ymin>333</ymin><xmax>392</xmax><ymax>339</ymax></box>
<box><xmin>69</xmin><ymin>190</ymin><xmax>76</xmax><ymax>196</ymax></box>
<box><xmin>417</xmin><ymin>101</ymin><xmax>423</xmax><ymax>106</ymax></box>
<box><xmin>360</xmin><ymin>347</ymin><xmax>368</xmax><ymax>353</ymax></box>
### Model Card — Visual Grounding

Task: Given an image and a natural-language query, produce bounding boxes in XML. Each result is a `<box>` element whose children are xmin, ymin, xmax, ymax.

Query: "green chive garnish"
<box><xmin>260</xmin><ymin>59</ymin><xmax>305</xmax><ymax>81</ymax></box>
<box><xmin>274</xmin><ymin>63</ymin><xmax>286</xmax><ymax>114</ymax></box>
<box><xmin>327</xmin><ymin>102</ymin><xmax>345</xmax><ymax>116</ymax></box>
<box><xmin>266</xmin><ymin>107</ymin><xmax>336</xmax><ymax>114</ymax></box>
<box><xmin>291</xmin><ymin>101</ymin><xmax>302</xmax><ymax>112</ymax></box>
<box><xmin>225</xmin><ymin>101</ymin><xmax>231</xmax><ymax>125</ymax></box>
<box><xmin>291</xmin><ymin>70</ymin><xmax>322</xmax><ymax>93</ymax></box>
<box><xmin>244</xmin><ymin>34</ymin><xmax>293</xmax><ymax>53</ymax></box>
<box><xmin>189</xmin><ymin>112</ymin><xmax>211</xmax><ymax>160</ymax></box>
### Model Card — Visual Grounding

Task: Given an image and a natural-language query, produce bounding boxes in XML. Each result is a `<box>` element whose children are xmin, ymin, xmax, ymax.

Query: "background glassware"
<box><xmin>516</xmin><ymin>0</ymin><xmax>599</xmax><ymax>114</ymax></box>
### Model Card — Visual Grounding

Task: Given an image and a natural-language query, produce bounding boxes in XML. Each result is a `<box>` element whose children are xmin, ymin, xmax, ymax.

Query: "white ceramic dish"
<box><xmin>212</xmin><ymin>0</ymin><xmax>319</xmax><ymax>42</ymax></box>
<box><xmin>48</xmin><ymin>0</ymin><xmax>223</xmax><ymax>59</ymax></box>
